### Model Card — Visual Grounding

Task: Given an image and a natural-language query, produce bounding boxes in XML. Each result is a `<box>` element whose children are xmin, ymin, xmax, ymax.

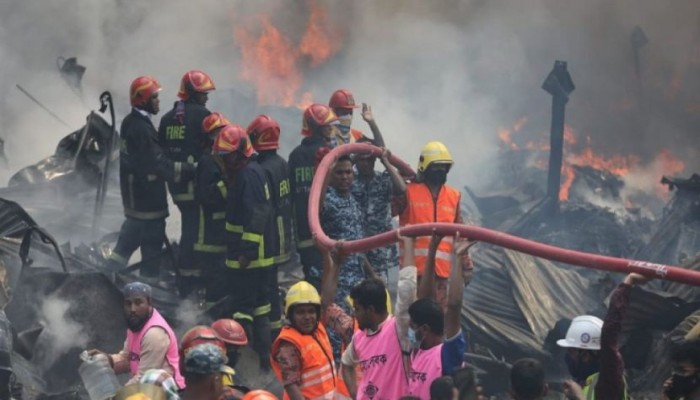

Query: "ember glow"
<box><xmin>498</xmin><ymin>123</ymin><xmax>686</xmax><ymax>202</ymax></box>
<box><xmin>233</xmin><ymin>0</ymin><xmax>340</xmax><ymax>108</ymax></box>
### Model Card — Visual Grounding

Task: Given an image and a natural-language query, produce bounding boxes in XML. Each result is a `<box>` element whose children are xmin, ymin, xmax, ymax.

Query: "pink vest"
<box><xmin>409</xmin><ymin>344</ymin><xmax>443</xmax><ymax>399</ymax></box>
<box><xmin>126</xmin><ymin>309</ymin><xmax>185</xmax><ymax>389</ymax></box>
<box><xmin>353</xmin><ymin>316</ymin><xmax>407</xmax><ymax>400</ymax></box>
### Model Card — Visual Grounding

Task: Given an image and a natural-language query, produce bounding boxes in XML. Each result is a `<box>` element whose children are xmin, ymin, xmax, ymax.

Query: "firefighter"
<box><xmin>397</xmin><ymin>141</ymin><xmax>463</xmax><ymax>308</ymax></box>
<box><xmin>108</xmin><ymin>76</ymin><xmax>192</xmax><ymax>277</ymax></box>
<box><xmin>328</xmin><ymin>88</ymin><xmax>385</xmax><ymax>148</ymax></box>
<box><xmin>158</xmin><ymin>69</ymin><xmax>216</xmax><ymax>297</ymax></box>
<box><xmin>288</xmin><ymin>104</ymin><xmax>338</xmax><ymax>288</ymax></box>
<box><xmin>194</xmin><ymin>112</ymin><xmax>231</xmax><ymax>306</ymax></box>
<box><xmin>218</xmin><ymin>124</ymin><xmax>277</xmax><ymax>372</ymax></box>
<box><xmin>271</xmin><ymin>280</ymin><xmax>352</xmax><ymax>400</ymax></box>
<box><xmin>246</xmin><ymin>114</ymin><xmax>292</xmax><ymax>338</ymax></box>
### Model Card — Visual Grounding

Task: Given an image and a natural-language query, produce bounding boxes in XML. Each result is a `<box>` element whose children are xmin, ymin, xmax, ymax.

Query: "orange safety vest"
<box><xmin>350</xmin><ymin>129</ymin><xmax>364</xmax><ymax>142</ymax></box>
<box><xmin>399</xmin><ymin>182</ymin><xmax>461</xmax><ymax>278</ymax></box>
<box><xmin>271</xmin><ymin>324</ymin><xmax>339</xmax><ymax>400</ymax></box>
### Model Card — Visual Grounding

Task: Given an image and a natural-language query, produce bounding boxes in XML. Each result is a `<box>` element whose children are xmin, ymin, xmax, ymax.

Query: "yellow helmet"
<box><xmin>284</xmin><ymin>281</ymin><xmax>321</xmax><ymax>316</ymax></box>
<box><xmin>417</xmin><ymin>141</ymin><xmax>453</xmax><ymax>172</ymax></box>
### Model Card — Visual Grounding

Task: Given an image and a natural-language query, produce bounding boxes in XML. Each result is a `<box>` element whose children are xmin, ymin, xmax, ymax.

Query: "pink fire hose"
<box><xmin>308</xmin><ymin>143</ymin><xmax>700</xmax><ymax>286</ymax></box>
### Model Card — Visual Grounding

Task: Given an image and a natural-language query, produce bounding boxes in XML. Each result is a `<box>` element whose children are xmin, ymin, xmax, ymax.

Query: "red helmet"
<box><xmin>247</xmin><ymin>115</ymin><xmax>281</xmax><ymax>151</ymax></box>
<box><xmin>178</xmin><ymin>70</ymin><xmax>216</xmax><ymax>100</ymax></box>
<box><xmin>179</xmin><ymin>325</ymin><xmax>226</xmax><ymax>356</ymax></box>
<box><xmin>202</xmin><ymin>112</ymin><xmax>231</xmax><ymax>135</ymax></box>
<box><xmin>328</xmin><ymin>89</ymin><xmax>360</xmax><ymax>110</ymax></box>
<box><xmin>129</xmin><ymin>76</ymin><xmax>162</xmax><ymax>108</ymax></box>
<box><xmin>213</xmin><ymin>124</ymin><xmax>254</xmax><ymax>157</ymax></box>
<box><xmin>301</xmin><ymin>104</ymin><xmax>338</xmax><ymax>137</ymax></box>
<box><xmin>211</xmin><ymin>319</ymin><xmax>248</xmax><ymax>346</ymax></box>
<box><xmin>241</xmin><ymin>390</ymin><xmax>278</xmax><ymax>400</ymax></box>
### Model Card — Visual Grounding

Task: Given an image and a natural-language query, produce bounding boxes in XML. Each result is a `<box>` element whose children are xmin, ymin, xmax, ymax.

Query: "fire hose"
<box><xmin>308</xmin><ymin>143</ymin><xmax>700</xmax><ymax>286</ymax></box>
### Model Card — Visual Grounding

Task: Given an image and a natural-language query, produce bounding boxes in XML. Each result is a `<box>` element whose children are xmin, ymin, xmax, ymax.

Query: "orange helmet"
<box><xmin>179</xmin><ymin>325</ymin><xmax>226</xmax><ymax>356</ymax></box>
<box><xmin>202</xmin><ymin>112</ymin><xmax>231</xmax><ymax>135</ymax></box>
<box><xmin>301</xmin><ymin>104</ymin><xmax>338</xmax><ymax>137</ymax></box>
<box><xmin>211</xmin><ymin>319</ymin><xmax>248</xmax><ymax>346</ymax></box>
<box><xmin>213</xmin><ymin>124</ymin><xmax>254</xmax><ymax>157</ymax></box>
<box><xmin>241</xmin><ymin>390</ymin><xmax>278</xmax><ymax>400</ymax></box>
<box><xmin>247</xmin><ymin>115</ymin><xmax>281</xmax><ymax>151</ymax></box>
<box><xmin>177</xmin><ymin>70</ymin><xmax>216</xmax><ymax>100</ymax></box>
<box><xmin>129</xmin><ymin>76</ymin><xmax>162</xmax><ymax>108</ymax></box>
<box><xmin>329</xmin><ymin>89</ymin><xmax>360</xmax><ymax>110</ymax></box>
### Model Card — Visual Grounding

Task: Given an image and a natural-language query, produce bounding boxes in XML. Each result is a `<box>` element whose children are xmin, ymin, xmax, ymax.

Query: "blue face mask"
<box><xmin>407</xmin><ymin>327</ymin><xmax>421</xmax><ymax>349</ymax></box>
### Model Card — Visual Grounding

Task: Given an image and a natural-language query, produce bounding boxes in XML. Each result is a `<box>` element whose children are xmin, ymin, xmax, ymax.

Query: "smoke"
<box><xmin>38</xmin><ymin>295</ymin><xmax>90</xmax><ymax>366</ymax></box>
<box><xmin>0</xmin><ymin>0</ymin><xmax>698</xmax><ymax>197</ymax></box>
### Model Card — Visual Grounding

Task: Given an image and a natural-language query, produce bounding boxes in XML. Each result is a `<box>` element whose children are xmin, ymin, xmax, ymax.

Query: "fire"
<box><xmin>233</xmin><ymin>0</ymin><xmax>339</xmax><ymax>107</ymax></box>
<box><xmin>497</xmin><ymin>117</ymin><xmax>528</xmax><ymax>150</ymax></box>
<box><xmin>498</xmin><ymin>123</ymin><xmax>686</xmax><ymax>202</ymax></box>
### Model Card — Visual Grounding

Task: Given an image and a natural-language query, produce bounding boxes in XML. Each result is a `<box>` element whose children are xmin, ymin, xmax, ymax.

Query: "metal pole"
<box><xmin>541</xmin><ymin>61</ymin><xmax>575</xmax><ymax>210</ymax></box>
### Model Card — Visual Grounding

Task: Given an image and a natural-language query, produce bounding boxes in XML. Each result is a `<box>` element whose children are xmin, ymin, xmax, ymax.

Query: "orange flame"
<box><xmin>233</xmin><ymin>0</ymin><xmax>339</xmax><ymax>108</ymax></box>
<box><xmin>499</xmin><ymin>123</ymin><xmax>686</xmax><ymax>202</ymax></box>
<box><xmin>496</xmin><ymin>117</ymin><xmax>528</xmax><ymax>150</ymax></box>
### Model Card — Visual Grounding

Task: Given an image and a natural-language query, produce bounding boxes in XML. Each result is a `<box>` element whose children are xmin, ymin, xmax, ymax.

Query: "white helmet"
<box><xmin>556</xmin><ymin>315</ymin><xmax>603</xmax><ymax>350</ymax></box>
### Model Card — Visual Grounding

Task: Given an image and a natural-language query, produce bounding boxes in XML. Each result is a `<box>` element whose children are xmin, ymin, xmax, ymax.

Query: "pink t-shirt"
<box><xmin>353</xmin><ymin>316</ymin><xmax>408</xmax><ymax>400</ymax></box>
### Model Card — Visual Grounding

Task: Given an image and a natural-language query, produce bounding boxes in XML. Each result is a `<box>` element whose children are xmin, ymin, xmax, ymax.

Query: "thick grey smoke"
<box><xmin>0</xmin><ymin>0</ymin><xmax>698</xmax><ymax>197</ymax></box>
<box><xmin>39</xmin><ymin>295</ymin><xmax>90</xmax><ymax>366</ymax></box>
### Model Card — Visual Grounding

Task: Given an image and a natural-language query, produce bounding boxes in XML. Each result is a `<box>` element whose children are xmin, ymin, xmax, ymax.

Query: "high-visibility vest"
<box><xmin>399</xmin><ymin>183</ymin><xmax>461</xmax><ymax>278</ymax></box>
<box><xmin>271</xmin><ymin>324</ymin><xmax>340</xmax><ymax>400</ymax></box>
<box><xmin>581</xmin><ymin>372</ymin><xmax>629</xmax><ymax>400</ymax></box>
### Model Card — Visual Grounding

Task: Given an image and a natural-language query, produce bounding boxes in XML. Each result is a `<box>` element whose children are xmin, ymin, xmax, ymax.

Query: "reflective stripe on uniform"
<box><xmin>225</xmin><ymin>257</ymin><xmax>275</xmax><ymax>269</ymax></box>
<box><xmin>297</xmin><ymin>238</ymin><xmax>314</xmax><ymax>249</ymax></box>
<box><xmin>195</xmin><ymin>207</ymin><xmax>226</xmax><ymax>253</ymax></box>
<box><xmin>172</xmin><ymin>177</ymin><xmax>195</xmax><ymax>202</ymax></box>
<box><xmin>270</xmin><ymin>319</ymin><xmax>283</xmax><ymax>329</ymax></box>
<box><xmin>273</xmin><ymin>253</ymin><xmax>291</xmax><ymax>264</ymax></box>
<box><xmin>226</xmin><ymin>223</ymin><xmax>243</xmax><ymax>233</ymax></box>
<box><xmin>253</xmin><ymin>303</ymin><xmax>271</xmax><ymax>317</ymax></box>
<box><xmin>174</xmin><ymin>162</ymin><xmax>182</xmax><ymax>183</ymax></box>
<box><xmin>232</xmin><ymin>312</ymin><xmax>253</xmax><ymax>322</ymax></box>
<box><xmin>217</xmin><ymin>180</ymin><xmax>227</xmax><ymax>199</ymax></box>
<box><xmin>212</xmin><ymin>212</ymin><xmax>225</xmax><ymax>220</ymax></box>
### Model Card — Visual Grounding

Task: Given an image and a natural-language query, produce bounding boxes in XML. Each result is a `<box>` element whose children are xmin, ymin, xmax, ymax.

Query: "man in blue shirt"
<box><xmin>351</xmin><ymin>140</ymin><xmax>406</xmax><ymax>282</ymax></box>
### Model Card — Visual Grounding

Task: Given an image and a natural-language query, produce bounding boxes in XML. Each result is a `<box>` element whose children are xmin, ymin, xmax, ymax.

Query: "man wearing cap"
<box><xmin>88</xmin><ymin>282</ymin><xmax>184</xmax><ymax>388</ymax></box>
<box><xmin>182</xmin><ymin>343</ymin><xmax>228</xmax><ymax>400</ymax></box>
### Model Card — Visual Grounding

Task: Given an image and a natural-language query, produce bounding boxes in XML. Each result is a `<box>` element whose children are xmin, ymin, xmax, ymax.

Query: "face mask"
<box><xmin>671</xmin><ymin>373</ymin><xmax>700</xmax><ymax>397</ymax></box>
<box><xmin>337</xmin><ymin>114</ymin><xmax>352</xmax><ymax>127</ymax></box>
<box><xmin>424</xmin><ymin>168</ymin><xmax>447</xmax><ymax>185</ymax></box>
<box><xmin>565</xmin><ymin>351</ymin><xmax>599</xmax><ymax>385</ymax></box>
<box><xmin>407</xmin><ymin>327</ymin><xmax>421</xmax><ymax>349</ymax></box>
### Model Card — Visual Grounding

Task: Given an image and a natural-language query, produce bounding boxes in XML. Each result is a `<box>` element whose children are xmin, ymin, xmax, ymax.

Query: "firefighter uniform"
<box><xmin>193</xmin><ymin>152</ymin><xmax>227</xmax><ymax>302</ymax></box>
<box><xmin>256</xmin><ymin>151</ymin><xmax>293</xmax><ymax>332</ymax></box>
<box><xmin>158</xmin><ymin>100</ymin><xmax>210</xmax><ymax>294</ymax></box>
<box><xmin>225</xmin><ymin>157</ymin><xmax>277</xmax><ymax>367</ymax></box>
<box><xmin>288</xmin><ymin>134</ymin><xmax>327</xmax><ymax>288</ymax></box>
<box><xmin>110</xmin><ymin>109</ymin><xmax>183</xmax><ymax>277</ymax></box>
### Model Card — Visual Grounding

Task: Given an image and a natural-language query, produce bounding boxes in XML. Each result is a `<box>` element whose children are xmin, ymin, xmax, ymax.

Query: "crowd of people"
<box><xmin>84</xmin><ymin>69</ymin><xmax>700</xmax><ymax>400</ymax></box>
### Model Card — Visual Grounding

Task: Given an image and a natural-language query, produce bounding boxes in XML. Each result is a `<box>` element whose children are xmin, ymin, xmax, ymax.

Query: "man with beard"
<box><xmin>396</xmin><ymin>141</ymin><xmax>463</xmax><ymax>309</ymax></box>
<box><xmin>88</xmin><ymin>282</ymin><xmax>184</xmax><ymax>388</ymax></box>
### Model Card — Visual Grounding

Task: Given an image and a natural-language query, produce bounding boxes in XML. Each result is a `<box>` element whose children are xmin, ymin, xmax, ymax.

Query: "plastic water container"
<box><xmin>78</xmin><ymin>351</ymin><xmax>121</xmax><ymax>400</ymax></box>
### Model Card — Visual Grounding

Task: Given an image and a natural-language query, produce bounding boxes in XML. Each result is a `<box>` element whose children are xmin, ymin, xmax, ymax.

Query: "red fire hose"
<box><xmin>308</xmin><ymin>143</ymin><xmax>700</xmax><ymax>286</ymax></box>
